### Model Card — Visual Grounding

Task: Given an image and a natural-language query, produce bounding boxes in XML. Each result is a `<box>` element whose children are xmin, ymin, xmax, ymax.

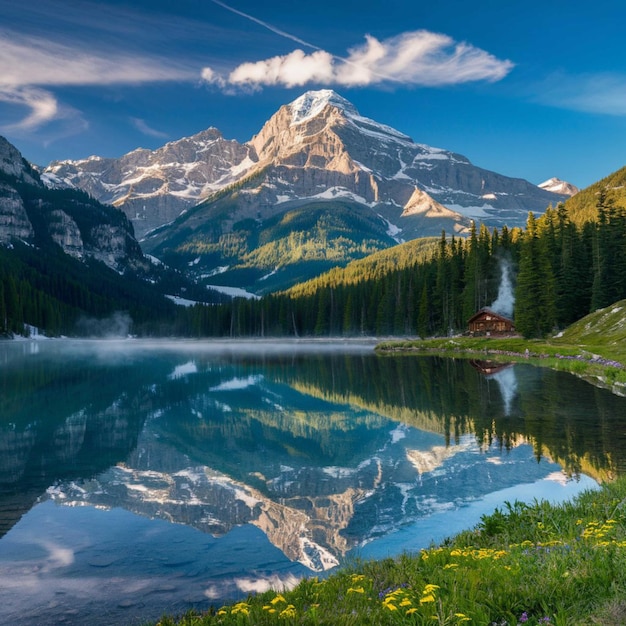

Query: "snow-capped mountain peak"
<box><xmin>538</xmin><ymin>177</ymin><xmax>579</xmax><ymax>197</ymax></box>
<box><xmin>289</xmin><ymin>89</ymin><xmax>357</xmax><ymax>125</ymax></box>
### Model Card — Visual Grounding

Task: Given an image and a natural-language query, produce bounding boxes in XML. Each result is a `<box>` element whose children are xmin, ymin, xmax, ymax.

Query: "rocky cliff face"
<box><xmin>0</xmin><ymin>183</ymin><xmax>34</xmax><ymax>244</ymax></box>
<box><xmin>0</xmin><ymin>136</ymin><xmax>147</xmax><ymax>272</ymax></box>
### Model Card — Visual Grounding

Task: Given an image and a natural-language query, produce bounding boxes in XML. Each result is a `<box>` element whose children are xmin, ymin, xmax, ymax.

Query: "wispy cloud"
<box><xmin>202</xmin><ymin>30</ymin><xmax>514</xmax><ymax>91</ymax></box>
<box><xmin>130</xmin><ymin>117</ymin><xmax>169</xmax><ymax>139</ymax></box>
<box><xmin>0</xmin><ymin>30</ymin><xmax>194</xmax><ymax>87</ymax></box>
<box><xmin>0</xmin><ymin>86</ymin><xmax>60</xmax><ymax>130</ymax></box>
<box><xmin>536</xmin><ymin>72</ymin><xmax>626</xmax><ymax>116</ymax></box>
<box><xmin>0</xmin><ymin>28</ymin><xmax>195</xmax><ymax>133</ymax></box>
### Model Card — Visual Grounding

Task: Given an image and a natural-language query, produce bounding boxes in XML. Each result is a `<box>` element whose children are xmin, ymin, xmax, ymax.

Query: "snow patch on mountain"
<box><xmin>206</xmin><ymin>285</ymin><xmax>260</xmax><ymax>300</ymax></box>
<box><xmin>445</xmin><ymin>203</ymin><xmax>495</xmax><ymax>219</ymax></box>
<box><xmin>311</xmin><ymin>186</ymin><xmax>375</xmax><ymax>206</ymax></box>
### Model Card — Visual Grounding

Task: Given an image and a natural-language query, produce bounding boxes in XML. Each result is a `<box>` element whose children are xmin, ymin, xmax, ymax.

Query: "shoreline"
<box><xmin>375</xmin><ymin>336</ymin><xmax>626</xmax><ymax>397</ymax></box>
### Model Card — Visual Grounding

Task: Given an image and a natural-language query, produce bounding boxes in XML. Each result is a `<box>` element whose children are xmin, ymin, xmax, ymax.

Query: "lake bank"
<box><xmin>375</xmin><ymin>335</ymin><xmax>626</xmax><ymax>397</ymax></box>
<box><xmin>154</xmin><ymin>475</ymin><xmax>626</xmax><ymax>626</ymax></box>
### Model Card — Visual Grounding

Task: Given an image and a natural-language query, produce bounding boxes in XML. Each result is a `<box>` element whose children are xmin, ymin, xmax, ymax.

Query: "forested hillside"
<box><xmin>179</xmin><ymin>195</ymin><xmax>626</xmax><ymax>339</ymax></box>
<box><xmin>0</xmin><ymin>242</ymin><xmax>178</xmax><ymax>337</ymax></box>
<box><xmin>563</xmin><ymin>166</ymin><xmax>626</xmax><ymax>225</ymax></box>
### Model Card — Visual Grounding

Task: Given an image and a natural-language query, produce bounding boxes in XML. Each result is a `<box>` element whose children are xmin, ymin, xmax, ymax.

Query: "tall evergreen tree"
<box><xmin>515</xmin><ymin>213</ymin><xmax>557</xmax><ymax>337</ymax></box>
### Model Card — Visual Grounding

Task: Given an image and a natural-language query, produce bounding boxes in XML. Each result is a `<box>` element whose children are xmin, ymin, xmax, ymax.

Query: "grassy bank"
<box><xmin>154</xmin><ymin>478</ymin><xmax>626</xmax><ymax>626</ymax></box>
<box><xmin>376</xmin><ymin>300</ymin><xmax>626</xmax><ymax>393</ymax></box>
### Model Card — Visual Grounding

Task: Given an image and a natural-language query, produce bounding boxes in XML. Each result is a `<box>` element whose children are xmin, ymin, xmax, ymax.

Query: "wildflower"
<box><xmin>420</xmin><ymin>594</ymin><xmax>436</xmax><ymax>604</ymax></box>
<box><xmin>406</xmin><ymin>607</ymin><xmax>418</xmax><ymax>615</ymax></box>
<box><xmin>455</xmin><ymin>613</ymin><xmax>471</xmax><ymax>622</ymax></box>
<box><xmin>347</xmin><ymin>587</ymin><xmax>365</xmax><ymax>594</ymax></box>
<box><xmin>271</xmin><ymin>594</ymin><xmax>286</xmax><ymax>605</ymax></box>
<box><xmin>519</xmin><ymin>612</ymin><xmax>528</xmax><ymax>623</ymax></box>
<box><xmin>279</xmin><ymin>604</ymin><xmax>297</xmax><ymax>619</ymax></box>
<box><xmin>231</xmin><ymin>602</ymin><xmax>250</xmax><ymax>616</ymax></box>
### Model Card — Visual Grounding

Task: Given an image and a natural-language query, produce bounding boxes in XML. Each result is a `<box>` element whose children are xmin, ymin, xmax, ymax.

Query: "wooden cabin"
<box><xmin>467</xmin><ymin>308</ymin><xmax>515</xmax><ymax>336</ymax></box>
<box><xmin>469</xmin><ymin>359</ymin><xmax>514</xmax><ymax>376</ymax></box>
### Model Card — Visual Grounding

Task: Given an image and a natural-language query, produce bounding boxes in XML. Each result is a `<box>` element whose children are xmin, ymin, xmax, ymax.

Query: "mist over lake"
<box><xmin>1</xmin><ymin>339</ymin><xmax>624</xmax><ymax>626</ymax></box>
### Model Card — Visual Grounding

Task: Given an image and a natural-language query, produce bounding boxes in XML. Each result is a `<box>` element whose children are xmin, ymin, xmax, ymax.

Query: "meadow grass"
<box><xmin>153</xmin><ymin>477</ymin><xmax>626</xmax><ymax>626</ymax></box>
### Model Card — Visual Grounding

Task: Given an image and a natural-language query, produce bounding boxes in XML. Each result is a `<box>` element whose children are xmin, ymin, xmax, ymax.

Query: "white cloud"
<box><xmin>228</xmin><ymin>50</ymin><xmax>335</xmax><ymax>88</ymax></box>
<box><xmin>202</xmin><ymin>30</ymin><xmax>514</xmax><ymax>91</ymax></box>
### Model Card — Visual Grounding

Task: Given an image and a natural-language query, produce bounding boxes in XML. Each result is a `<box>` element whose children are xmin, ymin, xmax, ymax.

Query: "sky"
<box><xmin>2</xmin><ymin>0</ymin><xmax>626</xmax><ymax>189</ymax></box>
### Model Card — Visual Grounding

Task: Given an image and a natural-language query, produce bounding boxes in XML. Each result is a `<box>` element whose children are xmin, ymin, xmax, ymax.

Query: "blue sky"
<box><xmin>1</xmin><ymin>0</ymin><xmax>626</xmax><ymax>188</ymax></box>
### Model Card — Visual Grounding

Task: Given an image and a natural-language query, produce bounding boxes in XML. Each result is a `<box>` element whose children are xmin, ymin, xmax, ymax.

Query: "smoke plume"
<box><xmin>490</xmin><ymin>258</ymin><xmax>515</xmax><ymax>319</ymax></box>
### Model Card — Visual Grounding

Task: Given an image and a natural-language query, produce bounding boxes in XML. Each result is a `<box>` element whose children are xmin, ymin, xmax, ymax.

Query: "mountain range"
<box><xmin>40</xmin><ymin>90</ymin><xmax>575</xmax><ymax>294</ymax></box>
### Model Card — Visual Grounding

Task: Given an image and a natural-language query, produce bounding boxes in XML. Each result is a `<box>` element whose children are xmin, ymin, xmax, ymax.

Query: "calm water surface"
<box><xmin>1</xmin><ymin>339</ymin><xmax>625</xmax><ymax>625</ymax></box>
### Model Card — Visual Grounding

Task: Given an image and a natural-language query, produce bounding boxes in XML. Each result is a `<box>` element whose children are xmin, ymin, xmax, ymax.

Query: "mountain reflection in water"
<box><xmin>0</xmin><ymin>339</ymin><xmax>625</xmax><ymax>626</ymax></box>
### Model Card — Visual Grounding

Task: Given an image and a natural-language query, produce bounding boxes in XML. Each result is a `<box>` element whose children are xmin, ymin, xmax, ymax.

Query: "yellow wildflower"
<box><xmin>231</xmin><ymin>602</ymin><xmax>250</xmax><ymax>616</ymax></box>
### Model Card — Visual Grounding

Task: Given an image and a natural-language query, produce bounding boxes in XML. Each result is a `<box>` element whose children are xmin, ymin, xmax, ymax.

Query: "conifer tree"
<box><xmin>417</xmin><ymin>284</ymin><xmax>429</xmax><ymax>338</ymax></box>
<box><xmin>515</xmin><ymin>213</ymin><xmax>557</xmax><ymax>337</ymax></box>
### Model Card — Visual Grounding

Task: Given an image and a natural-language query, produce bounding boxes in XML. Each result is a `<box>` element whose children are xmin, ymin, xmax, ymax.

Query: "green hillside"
<box><xmin>554</xmin><ymin>299</ymin><xmax>626</xmax><ymax>364</ymax></box>
<box><xmin>285</xmin><ymin>236</ymin><xmax>439</xmax><ymax>297</ymax></box>
<box><xmin>563</xmin><ymin>165</ymin><xmax>626</xmax><ymax>225</ymax></box>
<box><xmin>146</xmin><ymin>199</ymin><xmax>400</xmax><ymax>294</ymax></box>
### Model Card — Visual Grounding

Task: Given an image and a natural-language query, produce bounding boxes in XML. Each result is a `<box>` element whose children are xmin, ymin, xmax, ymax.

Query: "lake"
<box><xmin>1</xmin><ymin>339</ymin><xmax>625</xmax><ymax>626</ymax></box>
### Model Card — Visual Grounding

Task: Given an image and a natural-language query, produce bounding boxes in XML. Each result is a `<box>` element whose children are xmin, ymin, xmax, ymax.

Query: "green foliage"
<box><xmin>0</xmin><ymin>242</ymin><xmax>177</xmax><ymax>337</ymax></box>
<box><xmin>563</xmin><ymin>165</ymin><xmax>626</xmax><ymax>226</ymax></box>
<box><xmin>514</xmin><ymin>213</ymin><xmax>557</xmax><ymax>338</ymax></box>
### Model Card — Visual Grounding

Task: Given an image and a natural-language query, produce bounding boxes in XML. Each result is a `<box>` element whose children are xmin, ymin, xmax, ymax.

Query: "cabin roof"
<box><xmin>467</xmin><ymin>307</ymin><xmax>514</xmax><ymax>325</ymax></box>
